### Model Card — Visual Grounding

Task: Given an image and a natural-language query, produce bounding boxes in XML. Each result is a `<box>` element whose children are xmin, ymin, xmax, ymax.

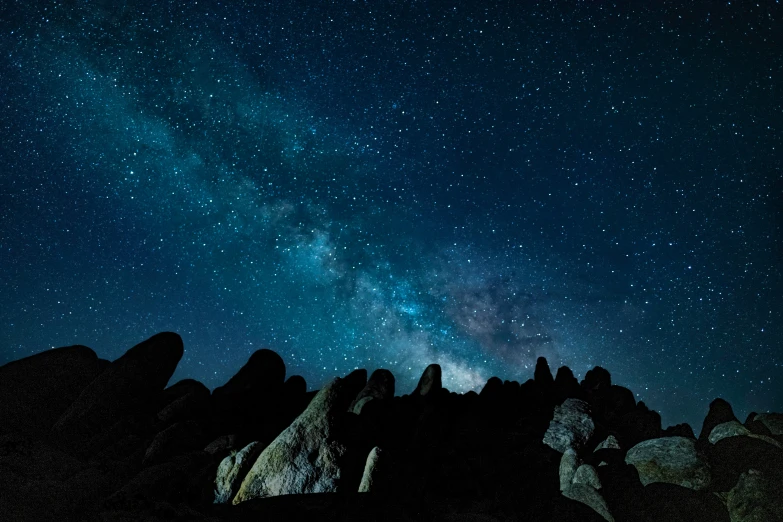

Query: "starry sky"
<box><xmin>1</xmin><ymin>0</ymin><xmax>781</xmax><ymax>431</ymax></box>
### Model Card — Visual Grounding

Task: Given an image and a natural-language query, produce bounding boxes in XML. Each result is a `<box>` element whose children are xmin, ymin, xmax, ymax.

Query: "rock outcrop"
<box><xmin>413</xmin><ymin>364</ymin><xmax>442</xmax><ymax>397</ymax></box>
<box><xmin>0</xmin><ymin>345</ymin><xmax>105</xmax><ymax>437</ymax></box>
<box><xmin>232</xmin><ymin>373</ymin><xmax>367</xmax><ymax>503</ymax></box>
<box><xmin>625</xmin><ymin>436</ymin><xmax>711</xmax><ymax>490</ymax></box>
<box><xmin>543</xmin><ymin>398</ymin><xmax>595</xmax><ymax>453</ymax></box>
<box><xmin>52</xmin><ymin>332</ymin><xmax>184</xmax><ymax>449</ymax></box>
<box><xmin>214</xmin><ymin>441</ymin><xmax>265</xmax><ymax>504</ymax></box>
<box><xmin>350</xmin><ymin>369</ymin><xmax>395</xmax><ymax>414</ymax></box>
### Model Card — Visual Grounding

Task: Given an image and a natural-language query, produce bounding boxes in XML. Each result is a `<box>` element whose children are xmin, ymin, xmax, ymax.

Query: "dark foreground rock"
<box><xmin>2</xmin><ymin>331</ymin><xmax>783</xmax><ymax>522</ymax></box>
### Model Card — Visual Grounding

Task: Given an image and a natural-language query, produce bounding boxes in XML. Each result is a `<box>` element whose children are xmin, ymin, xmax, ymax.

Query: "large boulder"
<box><xmin>562</xmin><ymin>483</ymin><xmax>614</xmax><ymax>522</ymax></box>
<box><xmin>708</xmin><ymin>434</ymin><xmax>783</xmax><ymax>492</ymax></box>
<box><xmin>625</xmin><ymin>436</ymin><xmax>711</xmax><ymax>490</ymax></box>
<box><xmin>709</xmin><ymin>420</ymin><xmax>752</xmax><ymax>444</ymax></box>
<box><xmin>699</xmin><ymin>398</ymin><xmax>738</xmax><ymax>443</ymax></box>
<box><xmin>751</xmin><ymin>413</ymin><xmax>783</xmax><ymax>436</ymax></box>
<box><xmin>543</xmin><ymin>398</ymin><xmax>595</xmax><ymax>453</ymax></box>
<box><xmin>727</xmin><ymin>469</ymin><xmax>783</xmax><ymax>522</ymax></box>
<box><xmin>52</xmin><ymin>333</ymin><xmax>183</xmax><ymax>448</ymax></box>
<box><xmin>214</xmin><ymin>441</ymin><xmax>264</xmax><ymax>504</ymax></box>
<box><xmin>0</xmin><ymin>345</ymin><xmax>105</xmax><ymax>436</ymax></box>
<box><xmin>413</xmin><ymin>364</ymin><xmax>441</xmax><ymax>397</ymax></box>
<box><xmin>350</xmin><ymin>369</ymin><xmax>395</xmax><ymax>414</ymax></box>
<box><xmin>212</xmin><ymin>349</ymin><xmax>286</xmax><ymax>399</ymax></box>
<box><xmin>232</xmin><ymin>373</ymin><xmax>367</xmax><ymax>503</ymax></box>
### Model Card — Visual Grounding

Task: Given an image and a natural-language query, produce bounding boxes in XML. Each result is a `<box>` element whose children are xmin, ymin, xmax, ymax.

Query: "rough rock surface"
<box><xmin>358</xmin><ymin>446</ymin><xmax>385</xmax><ymax>493</ymax></box>
<box><xmin>232</xmin><ymin>374</ymin><xmax>366</xmax><ymax>503</ymax></box>
<box><xmin>709</xmin><ymin>420</ymin><xmax>752</xmax><ymax>444</ymax></box>
<box><xmin>573</xmin><ymin>464</ymin><xmax>602</xmax><ymax>490</ymax></box>
<box><xmin>595</xmin><ymin>435</ymin><xmax>621</xmax><ymax>451</ymax></box>
<box><xmin>350</xmin><ymin>369</ymin><xmax>395</xmax><ymax>414</ymax></box>
<box><xmin>559</xmin><ymin>447</ymin><xmax>580</xmax><ymax>491</ymax></box>
<box><xmin>543</xmin><ymin>398</ymin><xmax>595</xmax><ymax>453</ymax></box>
<box><xmin>625</xmin><ymin>436</ymin><xmax>711</xmax><ymax>490</ymax></box>
<box><xmin>214</xmin><ymin>441</ymin><xmax>264</xmax><ymax>504</ymax></box>
<box><xmin>52</xmin><ymin>332</ymin><xmax>183</xmax><ymax>448</ymax></box>
<box><xmin>0</xmin><ymin>345</ymin><xmax>105</xmax><ymax>437</ymax></box>
<box><xmin>562</xmin><ymin>483</ymin><xmax>614</xmax><ymax>522</ymax></box>
<box><xmin>727</xmin><ymin>469</ymin><xmax>783</xmax><ymax>522</ymax></box>
<box><xmin>413</xmin><ymin>364</ymin><xmax>442</xmax><ymax>397</ymax></box>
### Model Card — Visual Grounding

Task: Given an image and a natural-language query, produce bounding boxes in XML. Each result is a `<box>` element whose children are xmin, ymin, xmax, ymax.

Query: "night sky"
<box><xmin>1</xmin><ymin>0</ymin><xmax>781</xmax><ymax>431</ymax></box>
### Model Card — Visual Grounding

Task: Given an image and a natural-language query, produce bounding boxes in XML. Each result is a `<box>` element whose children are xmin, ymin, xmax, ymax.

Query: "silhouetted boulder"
<box><xmin>212</xmin><ymin>349</ymin><xmax>286</xmax><ymax>398</ymax></box>
<box><xmin>618</xmin><ymin>401</ymin><xmax>661</xmax><ymax>446</ymax></box>
<box><xmin>413</xmin><ymin>364</ymin><xmax>442</xmax><ymax>397</ymax></box>
<box><xmin>52</xmin><ymin>332</ymin><xmax>184</xmax><ymax>450</ymax></box>
<box><xmin>699</xmin><ymin>398</ymin><xmax>738</xmax><ymax>444</ymax></box>
<box><xmin>143</xmin><ymin>420</ymin><xmax>208</xmax><ymax>466</ymax></box>
<box><xmin>554</xmin><ymin>366</ymin><xmax>583</xmax><ymax>402</ymax></box>
<box><xmin>0</xmin><ymin>345</ymin><xmax>105</xmax><ymax>437</ymax></box>
<box><xmin>204</xmin><ymin>434</ymin><xmax>236</xmax><ymax>456</ymax></box>
<box><xmin>214</xmin><ymin>441</ymin><xmax>264</xmax><ymax>504</ymax></box>
<box><xmin>232</xmin><ymin>374</ymin><xmax>367</xmax><ymax>503</ymax></box>
<box><xmin>625</xmin><ymin>436</ymin><xmax>711</xmax><ymax>490</ymax></box>
<box><xmin>727</xmin><ymin>469</ymin><xmax>783</xmax><ymax>522</ymax></box>
<box><xmin>582</xmin><ymin>366</ymin><xmax>611</xmax><ymax>392</ymax></box>
<box><xmin>350</xmin><ymin>369</ymin><xmax>395</xmax><ymax>414</ymax></box>
<box><xmin>664</xmin><ymin>423</ymin><xmax>696</xmax><ymax>439</ymax></box>
<box><xmin>534</xmin><ymin>357</ymin><xmax>554</xmax><ymax>388</ymax></box>
<box><xmin>544</xmin><ymin>398</ymin><xmax>595</xmax><ymax>453</ymax></box>
<box><xmin>156</xmin><ymin>379</ymin><xmax>210</xmax><ymax>426</ymax></box>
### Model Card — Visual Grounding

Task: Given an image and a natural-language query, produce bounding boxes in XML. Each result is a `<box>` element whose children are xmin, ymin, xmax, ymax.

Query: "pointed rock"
<box><xmin>562</xmin><ymin>483</ymin><xmax>614</xmax><ymax>522</ymax></box>
<box><xmin>212</xmin><ymin>349</ymin><xmax>286</xmax><ymax>399</ymax></box>
<box><xmin>350</xmin><ymin>369</ymin><xmax>394</xmax><ymax>415</ymax></box>
<box><xmin>52</xmin><ymin>332</ymin><xmax>183</xmax><ymax>448</ymax></box>
<box><xmin>625</xmin><ymin>436</ymin><xmax>711</xmax><ymax>490</ymax></box>
<box><xmin>157</xmin><ymin>379</ymin><xmax>210</xmax><ymax>426</ymax></box>
<box><xmin>232</xmin><ymin>375</ymin><xmax>367</xmax><ymax>503</ymax></box>
<box><xmin>358</xmin><ymin>446</ymin><xmax>387</xmax><ymax>493</ymax></box>
<box><xmin>0</xmin><ymin>345</ymin><xmax>104</xmax><ymax>437</ymax></box>
<box><xmin>544</xmin><ymin>398</ymin><xmax>595</xmax><ymax>453</ymax></box>
<box><xmin>554</xmin><ymin>366</ymin><xmax>582</xmax><ymax>402</ymax></box>
<box><xmin>413</xmin><ymin>364</ymin><xmax>441</xmax><ymax>397</ymax></box>
<box><xmin>534</xmin><ymin>357</ymin><xmax>554</xmax><ymax>388</ymax></box>
<box><xmin>214</xmin><ymin>441</ymin><xmax>265</xmax><ymax>504</ymax></box>
<box><xmin>595</xmin><ymin>435</ymin><xmax>621</xmax><ymax>451</ymax></box>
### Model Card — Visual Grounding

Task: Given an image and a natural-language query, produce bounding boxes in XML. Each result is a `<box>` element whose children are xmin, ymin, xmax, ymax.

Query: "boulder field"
<box><xmin>1</xmin><ymin>332</ymin><xmax>782</xmax><ymax>521</ymax></box>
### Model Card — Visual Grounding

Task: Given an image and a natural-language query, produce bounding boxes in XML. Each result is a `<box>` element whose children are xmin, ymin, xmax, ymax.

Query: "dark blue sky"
<box><xmin>1</xmin><ymin>0</ymin><xmax>781</xmax><ymax>431</ymax></box>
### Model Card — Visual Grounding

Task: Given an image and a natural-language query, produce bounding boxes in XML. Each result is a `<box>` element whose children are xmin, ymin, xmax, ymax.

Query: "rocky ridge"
<box><xmin>1</xmin><ymin>332</ymin><xmax>782</xmax><ymax>521</ymax></box>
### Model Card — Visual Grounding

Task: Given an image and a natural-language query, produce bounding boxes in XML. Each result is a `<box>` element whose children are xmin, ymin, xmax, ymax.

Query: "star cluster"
<box><xmin>1</xmin><ymin>0</ymin><xmax>781</xmax><ymax>430</ymax></box>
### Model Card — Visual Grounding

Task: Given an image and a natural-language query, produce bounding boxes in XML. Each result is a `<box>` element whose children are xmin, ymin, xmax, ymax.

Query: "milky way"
<box><xmin>1</xmin><ymin>0</ymin><xmax>781</xmax><ymax>430</ymax></box>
